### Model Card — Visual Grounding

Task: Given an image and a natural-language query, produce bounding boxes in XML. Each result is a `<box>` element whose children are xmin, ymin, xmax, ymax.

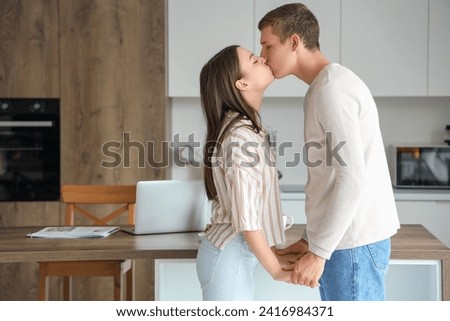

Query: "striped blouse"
<box><xmin>204</xmin><ymin>112</ymin><xmax>286</xmax><ymax>250</ymax></box>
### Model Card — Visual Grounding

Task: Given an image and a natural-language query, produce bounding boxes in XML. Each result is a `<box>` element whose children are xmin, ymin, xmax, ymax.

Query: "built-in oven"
<box><xmin>0</xmin><ymin>98</ymin><xmax>60</xmax><ymax>201</ymax></box>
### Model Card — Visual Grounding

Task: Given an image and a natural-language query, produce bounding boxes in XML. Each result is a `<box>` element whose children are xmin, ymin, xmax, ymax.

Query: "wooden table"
<box><xmin>0</xmin><ymin>224</ymin><xmax>449</xmax><ymax>300</ymax></box>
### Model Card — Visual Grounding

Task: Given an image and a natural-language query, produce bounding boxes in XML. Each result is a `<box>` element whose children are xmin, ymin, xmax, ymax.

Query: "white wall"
<box><xmin>169</xmin><ymin>96</ymin><xmax>450</xmax><ymax>184</ymax></box>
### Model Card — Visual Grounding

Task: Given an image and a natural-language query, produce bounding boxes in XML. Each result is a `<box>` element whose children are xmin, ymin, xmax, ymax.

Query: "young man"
<box><xmin>258</xmin><ymin>3</ymin><xmax>400</xmax><ymax>300</ymax></box>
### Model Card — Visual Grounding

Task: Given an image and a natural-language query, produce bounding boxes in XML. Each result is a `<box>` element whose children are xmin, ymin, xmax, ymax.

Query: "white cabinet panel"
<box><xmin>155</xmin><ymin>258</ymin><xmax>441</xmax><ymax>301</ymax></box>
<box><xmin>155</xmin><ymin>259</ymin><xmax>321</xmax><ymax>301</ymax></box>
<box><xmin>281</xmin><ymin>199</ymin><xmax>306</xmax><ymax>224</ymax></box>
<box><xmin>155</xmin><ymin>259</ymin><xmax>201</xmax><ymax>300</ymax></box>
<box><xmin>168</xmin><ymin>0</ymin><xmax>254</xmax><ymax>97</ymax></box>
<box><xmin>169</xmin><ymin>1</ymin><xmax>448</xmax><ymax>98</ymax></box>
<box><xmin>429</xmin><ymin>0</ymin><xmax>450</xmax><ymax>96</ymax></box>
<box><xmin>395</xmin><ymin>200</ymin><xmax>450</xmax><ymax>248</ymax></box>
<box><xmin>254</xmin><ymin>0</ymin><xmax>341</xmax><ymax>97</ymax></box>
<box><xmin>386</xmin><ymin>260</ymin><xmax>441</xmax><ymax>301</ymax></box>
<box><xmin>341</xmin><ymin>0</ymin><xmax>428</xmax><ymax>96</ymax></box>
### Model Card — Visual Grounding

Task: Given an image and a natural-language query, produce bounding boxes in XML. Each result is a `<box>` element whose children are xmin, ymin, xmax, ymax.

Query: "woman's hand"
<box><xmin>243</xmin><ymin>230</ymin><xmax>293</xmax><ymax>284</ymax></box>
<box><xmin>271</xmin><ymin>268</ymin><xmax>293</xmax><ymax>283</ymax></box>
<box><xmin>274</xmin><ymin>239</ymin><xmax>309</xmax><ymax>269</ymax></box>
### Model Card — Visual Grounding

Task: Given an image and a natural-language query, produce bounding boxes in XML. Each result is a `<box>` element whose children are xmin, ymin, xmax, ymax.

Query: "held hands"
<box><xmin>242</xmin><ymin>230</ymin><xmax>294</xmax><ymax>285</ymax></box>
<box><xmin>289</xmin><ymin>251</ymin><xmax>325</xmax><ymax>288</ymax></box>
<box><xmin>274</xmin><ymin>239</ymin><xmax>309</xmax><ymax>268</ymax></box>
<box><xmin>271</xmin><ymin>267</ymin><xmax>293</xmax><ymax>283</ymax></box>
<box><xmin>275</xmin><ymin>239</ymin><xmax>324</xmax><ymax>288</ymax></box>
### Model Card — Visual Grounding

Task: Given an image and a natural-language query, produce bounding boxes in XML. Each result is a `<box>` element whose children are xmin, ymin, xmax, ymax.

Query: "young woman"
<box><xmin>196</xmin><ymin>45</ymin><xmax>291</xmax><ymax>301</ymax></box>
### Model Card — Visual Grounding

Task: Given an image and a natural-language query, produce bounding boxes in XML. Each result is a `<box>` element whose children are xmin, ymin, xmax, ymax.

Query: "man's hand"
<box><xmin>290</xmin><ymin>251</ymin><xmax>325</xmax><ymax>288</ymax></box>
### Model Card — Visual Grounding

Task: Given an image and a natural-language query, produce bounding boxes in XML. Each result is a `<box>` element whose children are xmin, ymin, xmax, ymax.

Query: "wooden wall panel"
<box><xmin>60</xmin><ymin>0</ymin><xmax>167</xmax><ymax>187</ymax></box>
<box><xmin>0</xmin><ymin>0</ymin><xmax>61</xmax><ymax>301</ymax></box>
<box><xmin>0</xmin><ymin>0</ymin><xmax>61</xmax><ymax>225</ymax></box>
<box><xmin>59</xmin><ymin>0</ymin><xmax>167</xmax><ymax>300</ymax></box>
<box><xmin>0</xmin><ymin>0</ymin><xmax>59</xmax><ymax>97</ymax></box>
<box><xmin>0</xmin><ymin>0</ymin><xmax>166</xmax><ymax>300</ymax></box>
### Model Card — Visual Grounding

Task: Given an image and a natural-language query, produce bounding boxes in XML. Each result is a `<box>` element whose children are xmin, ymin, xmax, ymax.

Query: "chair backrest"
<box><xmin>61</xmin><ymin>185</ymin><xmax>136</xmax><ymax>226</ymax></box>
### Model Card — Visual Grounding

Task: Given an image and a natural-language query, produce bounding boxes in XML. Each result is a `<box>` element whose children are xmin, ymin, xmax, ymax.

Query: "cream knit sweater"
<box><xmin>303</xmin><ymin>63</ymin><xmax>400</xmax><ymax>260</ymax></box>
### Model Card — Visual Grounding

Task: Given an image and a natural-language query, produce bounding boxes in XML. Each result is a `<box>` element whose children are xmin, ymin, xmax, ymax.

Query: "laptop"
<box><xmin>122</xmin><ymin>180</ymin><xmax>209</xmax><ymax>235</ymax></box>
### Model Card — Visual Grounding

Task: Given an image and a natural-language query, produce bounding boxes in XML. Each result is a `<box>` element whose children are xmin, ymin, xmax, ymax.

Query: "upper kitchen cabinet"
<box><xmin>168</xmin><ymin>0</ymin><xmax>254</xmax><ymax>97</ymax></box>
<box><xmin>254</xmin><ymin>0</ymin><xmax>341</xmax><ymax>97</ymax></box>
<box><xmin>428</xmin><ymin>0</ymin><xmax>450</xmax><ymax>96</ymax></box>
<box><xmin>0</xmin><ymin>0</ymin><xmax>59</xmax><ymax>97</ymax></box>
<box><xmin>341</xmin><ymin>0</ymin><xmax>428</xmax><ymax>96</ymax></box>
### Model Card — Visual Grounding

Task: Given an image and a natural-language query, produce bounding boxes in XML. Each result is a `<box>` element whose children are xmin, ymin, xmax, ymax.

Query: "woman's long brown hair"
<box><xmin>200</xmin><ymin>45</ymin><xmax>262</xmax><ymax>200</ymax></box>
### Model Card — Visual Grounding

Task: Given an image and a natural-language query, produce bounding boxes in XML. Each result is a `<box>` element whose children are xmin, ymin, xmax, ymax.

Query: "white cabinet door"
<box><xmin>155</xmin><ymin>259</ymin><xmax>202</xmax><ymax>300</ymax></box>
<box><xmin>395</xmin><ymin>200</ymin><xmax>450</xmax><ymax>248</ymax></box>
<box><xmin>168</xmin><ymin>0</ymin><xmax>254</xmax><ymax>97</ymax></box>
<box><xmin>281</xmin><ymin>199</ymin><xmax>306</xmax><ymax>224</ymax></box>
<box><xmin>155</xmin><ymin>259</ymin><xmax>321</xmax><ymax>300</ymax></box>
<box><xmin>428</xmin><ymin>0</ymin><xmax>450</xmax><ymax>96</ymax></box>
<box><xmin>386</xmin><ymin>260</ymin><xmax>441</xmax><ymax>301</ymax></box>
<box><xmin>254</xmin><ymin>0</ymin><xmax>341</xmax><ymax>97</ymax></box>
<box><xmin>155</xmin><ymin>258</ymin><xmax>441</xmax><ymax>301</ymax></box>
<box><xmin>341</xmin><ymin>0</ymin><xmax>428</xmax><ymax>96</ymax></box>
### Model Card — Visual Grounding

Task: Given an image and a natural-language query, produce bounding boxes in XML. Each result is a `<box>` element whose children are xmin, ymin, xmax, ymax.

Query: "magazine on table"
<box><xmin>27</xmin><ymin>226</ymin><xmax>120</xmax><ymax>238</ymax></box>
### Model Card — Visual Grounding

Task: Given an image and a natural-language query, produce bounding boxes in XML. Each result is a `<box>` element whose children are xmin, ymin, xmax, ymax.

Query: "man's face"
<box><xmin>259</xmin><ymin>26</ymin><xmax>294</xmax><ymax>79</ymax></box>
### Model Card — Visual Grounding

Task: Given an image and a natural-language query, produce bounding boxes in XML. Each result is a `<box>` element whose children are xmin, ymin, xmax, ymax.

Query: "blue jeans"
<box><xmin>196</xmin><ymin>234</ymin><xmax>259</xmax><ymax>300</ymax></box>
<box><xmin>319</xmin><ymin>238</ymin><xmax>391</xmax><ymax>301</ymax></box>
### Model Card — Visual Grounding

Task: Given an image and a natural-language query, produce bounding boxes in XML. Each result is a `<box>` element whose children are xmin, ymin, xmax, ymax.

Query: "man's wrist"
<box><xmin>307</xmin><ymin>251</ymin><xmax>326</xmax><ymax>262</ymax></box>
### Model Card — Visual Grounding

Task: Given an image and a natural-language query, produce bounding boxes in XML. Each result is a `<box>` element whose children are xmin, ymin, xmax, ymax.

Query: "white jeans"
<box><xmin>196</xmin><ymin>233</ymin><xmax>259</xmax><ymax>300</ymax></box>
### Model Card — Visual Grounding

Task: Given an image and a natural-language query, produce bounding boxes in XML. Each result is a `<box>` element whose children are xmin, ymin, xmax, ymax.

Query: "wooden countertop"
<box><xmin>290</xmin><ymin>224</ymin><xmax>450</xmax><ymax>261</ymax></box>
<box><xmin>0</xmin><ymin>224</ymin><xmax>449</xmax><ymax>301</ymax></box>
<box><xmin>0</xmin><ymin>226</ymin><xmax>200</xmax><ymax>263</ymax></box>
<box><xmin>0</xmin><ymin>224</ymin><xmax>448</xmax><ymax>263</ymax></box>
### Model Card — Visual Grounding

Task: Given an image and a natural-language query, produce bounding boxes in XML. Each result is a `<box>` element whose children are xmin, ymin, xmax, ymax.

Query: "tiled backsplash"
<box><xmin>170</xmin><ymin>97</ymin><xmax>450</xmax><ymax>185</ymax></box>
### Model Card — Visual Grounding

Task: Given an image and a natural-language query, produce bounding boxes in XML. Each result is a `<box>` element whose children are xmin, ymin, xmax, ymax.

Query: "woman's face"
<box><xmin>236</xmin><ymin>47</ymin><xmax>274</xmax><ymax>92</ymax></box>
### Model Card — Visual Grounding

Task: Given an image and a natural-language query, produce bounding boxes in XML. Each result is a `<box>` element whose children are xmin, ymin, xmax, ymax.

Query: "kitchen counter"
<box><xmin>0</xmin><ymin>224</ymin><xmax>448</xmax><ymax>300</ymax></box>
<box><xmin>280</xmin><ymin>184</ymin><xmax>306</xmax><ymax>200</ymax></box>
<box><xmin>280</xmin><ymin>184</ymin><xmax>450</xmax><ymax>201</ymax></box>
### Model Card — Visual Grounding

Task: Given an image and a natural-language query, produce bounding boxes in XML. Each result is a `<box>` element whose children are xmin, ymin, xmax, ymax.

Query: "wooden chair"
<box><xmin>38</xmin><ymin>184</ymin><xmax>136</xmax><ymax>301</ymax></box>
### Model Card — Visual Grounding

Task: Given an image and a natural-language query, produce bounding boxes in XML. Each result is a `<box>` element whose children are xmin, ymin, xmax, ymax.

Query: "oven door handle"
<box><xmin>0</xmin><ymin>121</ymin><xmax>53</xmax><ymax>127</ymax></box>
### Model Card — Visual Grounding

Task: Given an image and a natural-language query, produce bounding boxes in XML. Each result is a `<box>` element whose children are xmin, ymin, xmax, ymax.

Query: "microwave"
<box><xmin>391</xmin><ymin>145</ymin><xmax>450</xmax><ymax>189</ymax></box>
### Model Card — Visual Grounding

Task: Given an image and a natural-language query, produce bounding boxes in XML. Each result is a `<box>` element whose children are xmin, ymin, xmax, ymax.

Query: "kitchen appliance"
<box><xmin>391</xmin><ymin>145</ymin><xmax>450</xmax><ymax>189</ymax></box>
<box><xmin>445</xmin><ymin>125</ymin><xmax>450</xmax><ymax>145</ymax></box>
<box><xmin>0</xmin><ymin>98</ymin><xmax>60</xmax><ymax>201</ymax></box>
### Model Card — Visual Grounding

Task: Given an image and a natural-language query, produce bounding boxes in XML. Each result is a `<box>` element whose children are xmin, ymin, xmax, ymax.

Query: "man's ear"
<box><xmin>290</xmin><ymin>34</ymin><xmax>301</xmax><ymax>50</ymax></box>
<box><xmin>235</xmin><ymin>79</ymin><xmax>248</xmax><ymax>91</ymax></box>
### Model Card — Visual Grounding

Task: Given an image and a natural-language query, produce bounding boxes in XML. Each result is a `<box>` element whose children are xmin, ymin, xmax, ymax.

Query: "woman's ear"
<box><xmin>235</xmin><ymin>79</ymin><xmax>248</xmax><ymax>91</ymax></box>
